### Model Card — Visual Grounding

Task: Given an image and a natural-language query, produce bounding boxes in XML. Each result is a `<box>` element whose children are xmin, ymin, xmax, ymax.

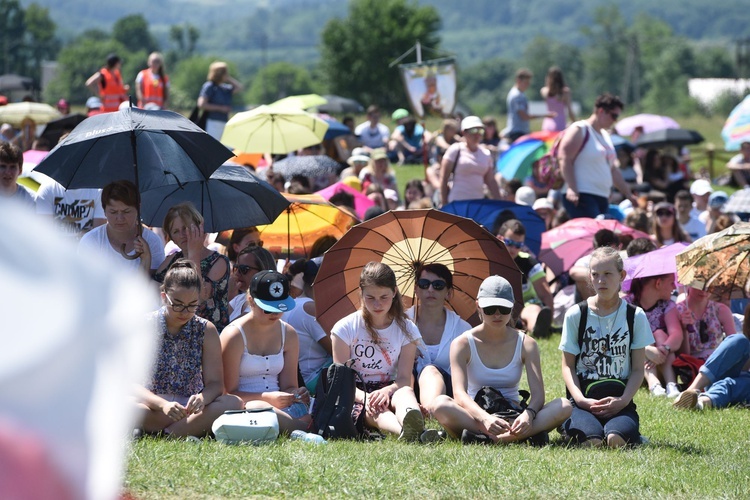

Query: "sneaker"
<box><xmin>526</xmin><ymin>431</ymin><xmax>549</xmax><ymax>447</ymax></box>
<box><xmin>419</xmin><ymin>429</ymin><xmax>441</xmax><ymax>444</ymax></box>
<box><xmin>650</xmin><ymin>384</ymin><xmax>666</xmax><ymax>397</ymax></box>
<box><xmin>673</xmin><ymin>389</ymin><xmax>699</xmax><ymax>410</ymax></box>
<box><xmin>666</xmin><ymin>382</ymin><xmax>680</xmax><ymax>399</ymax></box>
<box><xmin>639</xmin><ymin>435</ymin><xmax>650</xmax><ymax>446</ymax></box>
<box><xmin>132</xmin><ymin>428</ymin><xmax>144</xmax><ymax>440</ymax></box>
<box><xmin>398</xmin><ymin>408</ymin><xmax>424</xmax><ymax>442</ymax></box>
<box><xmin>460</xmin><ymin>429</ymin><xmax>491</xmax><ymax>445</ymax></box>
<box><xmin>533</xmin><ymin>307</ymin><xmax>553</xmax><ymax>339</ymax></box>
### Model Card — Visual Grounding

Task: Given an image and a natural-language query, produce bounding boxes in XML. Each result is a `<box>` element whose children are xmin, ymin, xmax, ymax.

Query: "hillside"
<box><xmin>19</xmin><ymin>0</ymin><xmax>746</xmax><ymax>68</ymax></box>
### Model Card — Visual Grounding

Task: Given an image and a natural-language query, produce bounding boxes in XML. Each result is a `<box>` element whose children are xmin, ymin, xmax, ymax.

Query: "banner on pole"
<box><xmin>399</xmin><ymin>58</ymin><xmax>457</xmax><ymax>119</ymax></box>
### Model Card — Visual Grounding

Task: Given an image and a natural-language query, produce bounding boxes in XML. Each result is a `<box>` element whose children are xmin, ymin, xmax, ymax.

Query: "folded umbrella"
<box><xmin>139</xmin><ymin>164</ymin><xmax>290</xmax><ymax>233</ymax></box>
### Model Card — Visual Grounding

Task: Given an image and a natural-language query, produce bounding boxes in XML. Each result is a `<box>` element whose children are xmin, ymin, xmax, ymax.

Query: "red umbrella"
<box><xmin>539</xmin><ymin>218</ymin><xmax>650</xmax><ymax>277</ymax></box>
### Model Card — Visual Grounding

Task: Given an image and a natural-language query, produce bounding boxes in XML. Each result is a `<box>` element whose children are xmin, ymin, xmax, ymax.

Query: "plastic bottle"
<box><xmin>289</xmin><ymin>430</ymin><xmax>327</xmax><ymax>444</ymax></box>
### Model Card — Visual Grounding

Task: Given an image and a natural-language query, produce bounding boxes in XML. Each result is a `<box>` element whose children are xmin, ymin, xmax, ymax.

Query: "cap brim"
<box><xmin>477</xmin><ymin>297</ymin><xmax>514</xmax><ymax>308</ymax></box>
<box><xmin>254</xmin><ymin>296</ymin><xmax>296</xmax><ymax>313</ymax></box>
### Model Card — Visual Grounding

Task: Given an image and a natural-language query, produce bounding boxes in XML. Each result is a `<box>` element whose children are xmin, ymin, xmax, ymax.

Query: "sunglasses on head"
<box><xmin>482</xmin><ymin>305</ymin><xmax>512</xmax><ymax>316</ymax></box>
<box><xmin>655</xmin><ymin>209</ymin><xmax>674</xmax><ymax>217</ymax></box>
<box><xmin>236</xmin><ymin>264</ymin><xmax>261</xmax><ymax>275</ymax></box>
<box><xmin>503</xmin><ymin>238</ymin><xmax>524</xmax><ymax>249</ymax></box>
<box><xmin>417</xmin><ymin>278</ymin><xmax>447</xmax><ymax>291</ymax></box>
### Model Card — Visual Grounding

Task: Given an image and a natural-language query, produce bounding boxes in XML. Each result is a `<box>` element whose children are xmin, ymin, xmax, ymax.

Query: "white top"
<box><xmin>228</xmin><ymin>293</ymin><xmax>249</xmax><ymax>323</ymax></box>
<box><xmin>559</xmin><ymin>300</ymin><xmax>654</xmax><ymax>381</ymax></box>
<box><xmin>78</xmin><ymin>224</ymin><xmax>165</xmax><ymax>271</ymax></box>
<box><xmin>443</xmin><ymin>142</ymin><xmax>493</xmax><ymax>203</ymax></box>
<box><xmin>35</xmin><ymin>177</ymin><xmax>103</xmax><ymax>237</ymax></box>
<box><xmin>679</xmin><ymin>215</ymin><xmax>706</xmax><ymax>241</ymax></box>
<box><xmin>236</xmin><ymin>322</ymin><xmax>287</xmax><ymax>393</ymax></box>
<box><xmin>465</xmin><ymin>330</ymin><xmax>524</xmax><ymax>401</ymax></box>
<box><xmin>282</xmin><ymin>297</ymin><xmax>329</xmax><ymax>384</ymax></box>
<box><xmin>331</xmin><ymin>311</ymin><xmax>421</xmax><ymax>384</ymax></box>
<box><xmin>406</xmin><ymin>306</ymin><xmax>471</xmax><ymax>375</ymax></box>
<box><xmin>573</xmin><ymin>121</ymin><xmax>616</xmax><ymax>198</ymax></box>
<box><xmin>354</xmin><ymin>121</ymin><xmax>390</xmax><ymax>149</ymax></box>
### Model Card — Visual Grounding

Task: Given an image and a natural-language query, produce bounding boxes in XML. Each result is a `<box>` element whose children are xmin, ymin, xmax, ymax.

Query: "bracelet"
<box><xmin>525</xmin><ymin>407</ymin><xmax>537</xmax><ymax>419</ymax></box>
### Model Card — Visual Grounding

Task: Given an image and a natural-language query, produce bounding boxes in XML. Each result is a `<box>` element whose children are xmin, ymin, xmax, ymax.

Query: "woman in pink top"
<box><xmin>540</xmin><ymin>67</ymin><xmax>575</xmax><ymax>132</ymax></box>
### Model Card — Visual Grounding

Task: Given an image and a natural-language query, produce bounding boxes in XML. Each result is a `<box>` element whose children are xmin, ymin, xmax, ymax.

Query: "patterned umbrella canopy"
<box><xmin>722</xmin><ymin>94</ymin><xmax>750</xmax><ymax>151</ymax></box>
<box><xmin>313</xmin><ymin>209</ymin><xmax>523</xmax><ymax>332</ymax></box>
<box><xmin>677</xmin><ymin>222</ymin><xmax>750</xmax><ymax>299</ymax></box>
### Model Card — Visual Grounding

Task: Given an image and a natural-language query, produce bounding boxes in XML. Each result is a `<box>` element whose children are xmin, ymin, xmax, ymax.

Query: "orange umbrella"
<box><xmin>313</xmin><ymin>209</ymin><xmax>523</xmax><ymax>333</ymax></box>
<box><xmin>256</xmin><ymin>193</ymin><xmax>357</xmax><ymax>260</ymax></box>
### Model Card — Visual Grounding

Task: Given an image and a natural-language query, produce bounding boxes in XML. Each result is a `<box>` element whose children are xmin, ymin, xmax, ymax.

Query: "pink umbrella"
<box><xmin>316</xmin><ymin>181</ymin><xmax>374</xmax><ymax>219</ymax></box>
<box><xmin>615</xmin><ymin>113</ymin><xmax>679</xmax><ymax>137</ymax></box>
<box><xmin>623</xmin><ymin>242</ymin><xmax>688</xmax><ymax>292</ymax></box>
<box><xmin>539</xmin><ymin>218</ymin><xmax>651</xmax><ymax>277</ymax></box>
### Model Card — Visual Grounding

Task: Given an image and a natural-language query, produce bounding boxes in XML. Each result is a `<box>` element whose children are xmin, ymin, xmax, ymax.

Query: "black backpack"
<box><xmin>310</xmin><ymin>359</ymin><xmax>365</xmax><ymax>439</ymax></box>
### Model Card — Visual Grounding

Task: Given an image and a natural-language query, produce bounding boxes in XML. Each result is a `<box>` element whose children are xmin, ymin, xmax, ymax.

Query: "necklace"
<box><xmin>595</xmin><ymin>298</ymin><xmax>621</xmax><ymax>334</ymax></box>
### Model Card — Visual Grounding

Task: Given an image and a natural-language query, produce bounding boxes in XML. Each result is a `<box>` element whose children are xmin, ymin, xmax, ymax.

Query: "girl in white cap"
<box><xmin>431</xmin><ymin>275</ymin><xmax>571</xmax><ymax>444</ymax></box>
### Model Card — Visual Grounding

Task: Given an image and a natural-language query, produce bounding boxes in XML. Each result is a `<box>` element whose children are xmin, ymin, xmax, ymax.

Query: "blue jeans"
<box><xmin>563</xmin><ymin>403</ymin><xmax>640</xmax><ymax>444</ymax></box>
<box><xmin>562</xmin><ymin>192</ymin><xmax>609</xmax><ymax>219</ymax></box>
<box><xmin>701</xmin><ymin>334</ymin><xmax>750</xmax><ymax>408</ymax></box>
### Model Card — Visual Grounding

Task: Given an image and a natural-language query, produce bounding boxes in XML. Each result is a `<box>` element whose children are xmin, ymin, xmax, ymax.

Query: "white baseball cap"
<box><xmin>690</xmin><ymin>179</ymin><xmax>713</xmax><ymax>196</ymax></box>
<box><xmin>461</xmin><ymin>115</ymin><xmax>484</xmax><ymax>131</ymax></box>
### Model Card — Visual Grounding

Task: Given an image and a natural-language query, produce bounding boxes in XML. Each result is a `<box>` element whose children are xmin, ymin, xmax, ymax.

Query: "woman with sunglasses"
<box><xmin>153</xmin><ymin>202</ymin><xmax>231</xmax><ymax>332</ymax></box>
<box><xmin>651</xmin><ymin>201</ymin><xmax>690</xmax><ymax>247</ymax></box>
<box><xmin>675</xmin><ymin>287</ymin><xmax>735</xmax><ymax>363</ymax></box>
<box><xmin>135</xmin><ymin>260</ymin><xmax>243</xmax><ymax>437</ymax></box>
<box><xmin>220</xmin><ymin>271</ymin><xmax>312</xmax><ymax>434</ymax></box>
<box><xmin>228</xmin><ymin>245</ymin><xmax>277</xmax><ymax>322</ymax></box>
<box><xmin>625</xmin><ymin>273</ymin><xmax>682</xmax><ymax>398</ymax></box>
<box><xmin>406</xmin><ymin>264</ymin><xmax>471</xmax><ymax>415</ymax></box>
<box><xmin>431</xmin><ymin>275</ymin><xmax>570</xmax><ymax>444</ymax></box>
<box><xmin>331</xmin><ymin>261</ymin><xmax>436</xmax><ymax>442</ymax></box>
<box><xmin>439</xmin><ymin>115</ymin><xmax>501</xmax><ymax>207</ymax></box>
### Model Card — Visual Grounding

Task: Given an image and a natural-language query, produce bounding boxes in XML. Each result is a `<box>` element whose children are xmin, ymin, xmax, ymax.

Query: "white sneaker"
<box><xmin>650</xmin><ymin>384</ymin><xmax>666</xmax><ymax>397</ymax></box>
<box><xmin>666</xmin><ymin>382</ymin><xmax>680</xmax><ymax>398</ymax></box>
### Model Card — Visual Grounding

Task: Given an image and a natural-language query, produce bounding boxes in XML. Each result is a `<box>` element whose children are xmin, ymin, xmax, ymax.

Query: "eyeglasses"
<box><xmin>164</xmin><ymin>294</ymin><xmax>199</xmax><ymax>313</ymax></box>
<box><xmin>417</xmin><ymin>279</ymin><xmax>448</xmax><ymax>291</ymax></box>
<box><xmin>465</xmin><ymin>127</ymin><xmax>485</xmax><ymax>135</ymax></box>
<box><xmin>482</xmin><ymin>305</ymin><xmax>512</xmax><ymax>316</ymax></box>
<box><xmin>236</xmin><ymin>264</ymin><xmax>262</xmax><ymax>275</ymax></box>
<box><xmin>699</xmin><ymin>320</ymin><xmax>709</xmax><ymax>343</ymax></box>
<box><xmin>655</xmin><ymin>209</ymin><xmax>674</xmax><ymax>218</ymax></box>
<box><xmin>503</xmin><ymin>238</ymin><xmax>524</xmax><ymax>249</ymax></box>
<box><xmin>247</xmin><ymin>240</ymin><xmax>263</xmax><ymax>248</ymax></box>
<box><xmin>608</xmin><ymin>111</ymin><xmax>620</xmax><ymax>121</ymax></box>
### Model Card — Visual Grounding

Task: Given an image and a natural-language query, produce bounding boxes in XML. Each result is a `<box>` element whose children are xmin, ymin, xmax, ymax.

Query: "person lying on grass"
<box><xmin>431</xmin><ymin>275</ymin><xmax>571</xmax><ymax>444</ymax></box>
<box><xmin>135</xmin><ymin>259</ymin><xmax>242</xmax><ymax>437</ymax></box>
<box><xmin>560</xmin><ymin>246</ymin><xmax>654</xmax><ymax>448</ymax></box>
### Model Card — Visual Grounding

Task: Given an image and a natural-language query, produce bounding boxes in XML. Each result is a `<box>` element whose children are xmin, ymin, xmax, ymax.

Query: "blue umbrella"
<box><xmin>139</xmin><ymin>164</ymin><xmax>290</xmax><ymax>233</ymax></box>
<box><xmin>496</xmin><ymin>139</ymin><xmax>546</xmax><ymax>180</ymax></box>
<box><xmin>322</xmin><ymin>117</ymin><xmax>351</xmax><ymax>140</ymax></box>
<box><xmin>440</xmin><ymin>199</ymin><xmax>545</xmax><ymax>256</ymax></box>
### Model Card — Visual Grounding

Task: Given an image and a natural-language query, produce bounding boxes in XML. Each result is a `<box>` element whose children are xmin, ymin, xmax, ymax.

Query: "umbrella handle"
<box><xmin>119</xmin><ymin>223</ymin><xmax>144</xmax><ymax>260</ymax></box>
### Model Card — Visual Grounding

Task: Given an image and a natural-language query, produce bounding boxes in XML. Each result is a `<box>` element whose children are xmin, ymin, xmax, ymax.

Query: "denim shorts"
<box><xmin>563</xmin><ymin>402</ymin><xmax>640</xmax><ymax>444</ymax></box>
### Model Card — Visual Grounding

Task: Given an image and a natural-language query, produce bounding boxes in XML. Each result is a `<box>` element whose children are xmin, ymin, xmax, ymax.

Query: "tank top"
<box><xmin>542</xmin><ymin>95</ymin><xmax>567</xmax><ymax>131</ymax></box>
<box><xmin>236</xmin><ymin>322</ymin><xmax>287</xmax><ymax>393</ymax></box>
<box><xmin>465</xmin><ymin>330</ymin><xmax>524</xmax><ymax>401</ymax></box>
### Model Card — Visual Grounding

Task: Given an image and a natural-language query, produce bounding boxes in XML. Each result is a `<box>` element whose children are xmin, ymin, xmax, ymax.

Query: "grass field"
<box><xmin>124</xmin><ymin>334</ymin><xmax>750</xmax><ymax>499</ymax></box>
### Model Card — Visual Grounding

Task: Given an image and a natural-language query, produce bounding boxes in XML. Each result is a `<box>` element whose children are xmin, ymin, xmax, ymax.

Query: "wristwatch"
<box><xmin>664</xmin><ymin>345</ymin><xmax>671</xmax><ymax>353</ymax></box>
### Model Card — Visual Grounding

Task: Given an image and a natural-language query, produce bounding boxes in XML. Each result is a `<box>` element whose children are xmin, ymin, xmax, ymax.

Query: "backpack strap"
<box><xmin>625</xmin><ymin>302</ymin><xmax>636</xmax><ymax>348</ymax></box>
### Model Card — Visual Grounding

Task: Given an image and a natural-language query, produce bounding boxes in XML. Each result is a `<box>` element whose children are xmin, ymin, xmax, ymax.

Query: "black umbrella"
<box><xmin>317</xmin><ymin>94</ymin><xmax>364</xmax><ymax>114</ymax></box>
<box><xmin>139</xmin><ymin>164</ymin><xmax>291</xmax><ymax>233</ymax></box>
<box><xmin>34</xmin><ymin>106</ymin><xmax>233</xmax><ymax>259</ymax></box>
<box><xmin>635</xmin><ymin>128</ymin><xmax>704</xmax><ymax>149</ymax></box>
<box><xmin>0</xmin><ymin>73</ymin><xmax>34</xmax><ymax>92</ymax></box>
<box><xmin>40</xmin><ymin>113</ymin><xmax>87</xmax><ymax>146</ymax></box>
<box><xmin>272</xmin><ymin>155</ymin><xmax>342</xmax><ymax>179</ymax></box>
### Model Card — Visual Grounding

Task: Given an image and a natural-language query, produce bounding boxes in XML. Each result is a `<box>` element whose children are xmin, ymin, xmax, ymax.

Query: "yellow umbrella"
<box><xmin>257</xmin><ymin>193</ymin><xmax>357</xmax><ymax>259</ymax></box>
<box><xmin>271</xmin><ymin>94</ymin><xmax>328</xmax><ymax>110</ymax></box>
<box><xmin>0</xmin><ymin>102</ymin><xmax>61</xmax><ymax>127</ymax></box>
<box><xmin>221</xmin><ymin>104</ymin><xmax>329</xmax><ymax>154</ymax></box>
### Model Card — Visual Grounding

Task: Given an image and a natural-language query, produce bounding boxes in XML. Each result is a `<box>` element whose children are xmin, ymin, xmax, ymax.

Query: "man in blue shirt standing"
<box><xmin>503</xmin><ymin>68</ymin><xmax>554</xmax><ymax>142</ymax></box>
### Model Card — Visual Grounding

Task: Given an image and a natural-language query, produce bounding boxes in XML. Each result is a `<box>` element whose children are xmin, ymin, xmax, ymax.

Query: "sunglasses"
<box><xmin>465</xmin><ymin>127</ymin><xmax>485</xmax><ymax>135</ymax></box>
<box><xmin>699</xmin><ymin>320</ymin><xmax>709</xmax><ymax>343</ymax></box>
<box><xmin>482</xmin><ymin>305</ymin><xmax>512</xmax><ymax>316</ymax></box>
<box><xmin>236</xmin><ymin>264</ymin><xmax>262</xmax><ymax>275</ymax></box>
<box><xmin>655</xmin><ymin>209</ymin><xmax>674</xmax><ymax>218</ymax></box>
<box><xmin>609</xmin><ymin>111</ymin><xmax>620</xmax><ymax>120</ymax></box>
<box><xmin>164</xmin><ymin>294</ymin><xmax>199</xmax><ymax>313</ymax></box>
<box><xmin>417</xmin><ymin>279</ymin><xmax>447</xmax><ymax>291</ymax></box>
<box><xmin>503</xmin><ymin>238</ymin><xmax>524</xmax><ymax>249</ymax></box>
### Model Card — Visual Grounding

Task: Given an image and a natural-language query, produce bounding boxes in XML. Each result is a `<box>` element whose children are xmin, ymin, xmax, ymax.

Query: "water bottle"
<box><xmin>289</xmin><ymin>430</ymin><xmax>327</xmax><ymax>445</ymax></box>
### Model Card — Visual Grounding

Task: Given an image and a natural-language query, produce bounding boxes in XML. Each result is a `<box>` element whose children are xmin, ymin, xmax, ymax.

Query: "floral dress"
<box><xmin>148</xmin><ymin>308</ymin><xmax>206</xmax><ymax>397</ymax></box>
<box><xmin>675</xmin><ymin>300</ymin><xmax>724</xmax><ymax>360</ymax></box>
<box><xmin>154</xmin><ymin>251</ymin><xmax>230</xmax><ymax>332</ymax></box>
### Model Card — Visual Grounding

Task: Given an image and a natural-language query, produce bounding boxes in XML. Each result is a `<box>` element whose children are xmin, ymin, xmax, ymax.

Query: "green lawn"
<box><xmin>125</xmin><ymin>334</ymin><xmax>750</xmax><ymax>498</ymax></box>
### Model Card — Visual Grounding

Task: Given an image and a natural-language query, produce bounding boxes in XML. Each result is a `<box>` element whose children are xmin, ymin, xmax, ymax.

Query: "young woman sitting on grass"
<box><xmin>135</xmin><ymin>259</ymin><xmax>242</xmax><ymax>437</ymax></box>
<box><xmin>331</xmin><ymin>261</ymin><xmax>437</xmax><ymax>443</ymax></box>
<box><xmin>560</xmin><ymin>247</ymin><xmax>654</xmax><ymax>448</ymax></box>
<box><xmin>431</xmin><ymin>275</ymin><xmax>571</xmax><ymax>444</ymax></box>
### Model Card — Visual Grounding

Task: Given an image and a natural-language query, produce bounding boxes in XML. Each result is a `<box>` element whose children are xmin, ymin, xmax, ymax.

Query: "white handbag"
<box><xmin>212</xmin><ymin>407</ymin><xmax>279</xmax><ymax>444</ymax></box>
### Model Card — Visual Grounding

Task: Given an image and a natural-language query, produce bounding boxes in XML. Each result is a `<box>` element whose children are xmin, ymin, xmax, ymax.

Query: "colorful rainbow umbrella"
<box><xmin>722</xmin><ymin>95</ymin><xmax>750</xmax><ymax>151</ymax></box>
